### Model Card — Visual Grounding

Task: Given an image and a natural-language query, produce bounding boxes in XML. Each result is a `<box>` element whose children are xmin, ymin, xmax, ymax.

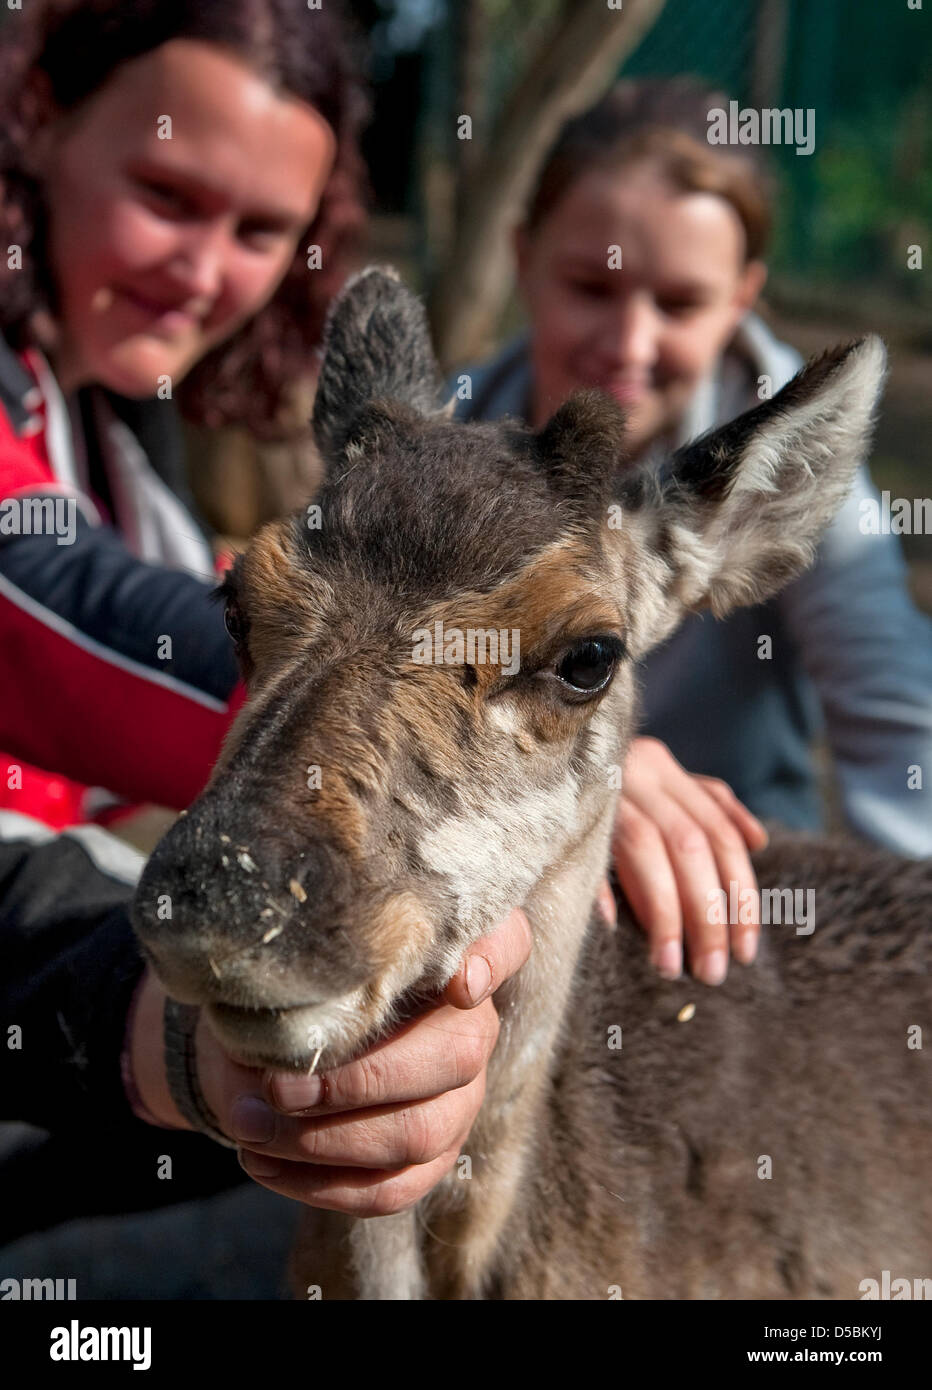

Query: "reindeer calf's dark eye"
<box><xmin>224</xmin><ymin>606</ymin><xmax>244</xmax><ymax>644</ymax></box>
<box><xmin>556</xmin><ymin>638</ymin><xmax>621</xmax><ymax>692</ymax></box>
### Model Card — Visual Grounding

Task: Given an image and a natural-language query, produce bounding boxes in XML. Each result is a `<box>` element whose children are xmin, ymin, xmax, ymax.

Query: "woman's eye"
<box><xmin>554</xmin><ymin>637</ymin><xmax>624</xmax><ymax>694</ymax></box>
<box><xmin>238</xmin><ymin>224</ymin><xmax>285</xmax><ymax>249</ymax></box>
<box><xmin>568</xmin><ymin>279</ymin><xmax>608</xmax><ymax>299</ymax></box>
<box><xmin>137</xmin><ymin>179</ymin><xmax>187</xmax><ymax>212</ymax></box>
<box><xmin>657</xmin><ymin>297</ymin><xmax>704</xmax><ymax>318</ymax></box>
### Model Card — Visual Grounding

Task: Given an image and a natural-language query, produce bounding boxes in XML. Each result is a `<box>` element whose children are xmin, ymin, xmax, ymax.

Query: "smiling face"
<box><xmin>515</xmin><ymin>161</ymin><xmax>767</xmax><ymax>456</ymax></box>
<box><xmin>30</xmin><ymin>38</ymin><xmax>336</xmax><ymax>398</ymax></box>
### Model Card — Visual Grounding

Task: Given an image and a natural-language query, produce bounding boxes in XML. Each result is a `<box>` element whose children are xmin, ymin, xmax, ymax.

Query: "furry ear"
<box><xmin>533</xmin><ymin>390</ymin><xmax>627</xmax><ymax>519</ymax></box>
<box><xmin>311</xmin><ymin>265</ymin><xmax>446</xmax><ymax>461</ymax></box>
<box><xmin>619</xmin><ymin>336</ymin><xmax>887</xmax><ymax>653</ymax></box>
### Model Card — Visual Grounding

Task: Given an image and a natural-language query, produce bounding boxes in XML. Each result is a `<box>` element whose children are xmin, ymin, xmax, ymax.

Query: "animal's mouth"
<box><xmin>203</xmin><ymin>992</ymin><xmax>381</xmax><ymax>1072</ymax></box>
<box><xmin>202</xmin><ymin>962</ymin><xmax>439</xmax><ymax>1072</ymax></box>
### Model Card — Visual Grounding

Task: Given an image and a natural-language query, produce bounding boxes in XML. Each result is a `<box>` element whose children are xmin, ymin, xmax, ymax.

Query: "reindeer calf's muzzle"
<box><xmin>131</xmin><ymin>793</ymin><xmax>371</xmax><ymax>1014</ymax></box>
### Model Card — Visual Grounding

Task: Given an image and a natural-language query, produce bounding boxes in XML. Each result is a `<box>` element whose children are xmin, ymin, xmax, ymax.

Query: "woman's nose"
<box><xmin>603</xmin><ymin>292</ymin><xmax>659</xmax><ymax>370</ymax></box>
<box><xmin>166</xmin><ymin>222</ymin><xmax>231</xmax><ymax>303</ymax></box>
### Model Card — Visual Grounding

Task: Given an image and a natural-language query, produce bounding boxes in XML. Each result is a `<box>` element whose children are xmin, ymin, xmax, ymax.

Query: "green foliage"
<box><xmin>769</xmin><ymin>102</ymin><xmax>932</xmax><ymax>293</ymax></box>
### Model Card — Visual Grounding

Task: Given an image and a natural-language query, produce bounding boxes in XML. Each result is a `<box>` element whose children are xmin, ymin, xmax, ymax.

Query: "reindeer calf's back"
<box><xmin>495</xmin><ymin>833</ymin><xmax>931</xmax><ymax>1300</ymax></box>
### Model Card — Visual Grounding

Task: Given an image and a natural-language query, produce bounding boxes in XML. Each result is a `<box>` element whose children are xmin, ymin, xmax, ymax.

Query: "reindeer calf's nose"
<box><xmin>131</xmin><ymin>800</ymin><xmax>367</xmax><ymax>1008</ymax></box>
<box><xmin>133</xmin><ymin>797</ymin><xmax>352</xmax><ymax>944</ymax></box>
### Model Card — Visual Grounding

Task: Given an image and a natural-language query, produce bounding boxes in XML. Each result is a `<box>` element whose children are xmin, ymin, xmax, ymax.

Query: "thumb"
<box><xmin>442</xmin><ymin>907</ymin><xmax>533</xmax><ymax>1010</ymax></box>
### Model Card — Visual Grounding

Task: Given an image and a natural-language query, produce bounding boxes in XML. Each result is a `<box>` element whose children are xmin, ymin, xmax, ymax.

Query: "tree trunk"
<box><xmin>428</xmin><ymin>0</ymin><xmax>668</xmax><ymax>370</ymax></box>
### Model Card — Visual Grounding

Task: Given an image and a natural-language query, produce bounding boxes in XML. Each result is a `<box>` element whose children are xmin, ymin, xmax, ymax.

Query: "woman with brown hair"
<box><xmin>455</xmin><ymin>76</ymin><xmax>932</xmax><ymax>971</ymax></box>
<box><xmin>0</xmin><ymin>0</ymin><xmax>367</xmax><ymax>825</ymax></box>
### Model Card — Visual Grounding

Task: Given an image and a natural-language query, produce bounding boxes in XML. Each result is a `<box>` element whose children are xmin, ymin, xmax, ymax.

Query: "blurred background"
<box><xmin>191</xmin><ymin>0</ymin><xmax>932</xmax><ymax>614</ymax></box>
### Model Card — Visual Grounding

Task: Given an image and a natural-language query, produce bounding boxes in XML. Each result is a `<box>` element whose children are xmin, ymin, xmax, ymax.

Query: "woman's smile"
<box><xmin>111</xmin><ymin>284</ymin><xmax>204</xmax><ymax>335</ymax></box>
<box><xmin>592</xmin><ymin>375</ymin><xmax>650</xmax><ymax>407</ymax></box>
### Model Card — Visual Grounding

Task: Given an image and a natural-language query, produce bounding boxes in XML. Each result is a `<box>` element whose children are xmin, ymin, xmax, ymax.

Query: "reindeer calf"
<box><xmin>133</xmin><ymin>269</ymin><xmax>930</xmax><ymax>1300</ymax></box>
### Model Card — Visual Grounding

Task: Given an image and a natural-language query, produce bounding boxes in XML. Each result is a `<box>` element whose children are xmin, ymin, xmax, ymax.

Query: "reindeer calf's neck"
<box><xmin>433</xmin><ymin>794</ymin><xmax>619</xmax><ymax>1290</ymax></box>
<box><xmin>296</xmin><ymin>792</ymin><xmax>619</xmax><ymax>1303</ymax></box>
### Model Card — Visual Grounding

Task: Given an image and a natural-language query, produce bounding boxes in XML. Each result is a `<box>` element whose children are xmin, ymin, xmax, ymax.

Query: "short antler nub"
<box><xmin>312</xmin><ymin>266</ymin><xmax>447</xmax><ymax>460</ymax></box>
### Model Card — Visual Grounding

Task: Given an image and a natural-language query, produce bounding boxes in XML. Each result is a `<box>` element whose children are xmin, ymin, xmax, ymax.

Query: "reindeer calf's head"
<box><xmin>132</xmin><ymin>267</ymin><xmax>885</xmax><ymax>1070</ymax></box>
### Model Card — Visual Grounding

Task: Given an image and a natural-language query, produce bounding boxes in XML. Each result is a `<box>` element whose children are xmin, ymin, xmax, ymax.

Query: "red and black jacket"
<box><xmin>0</xmin><ymin>333</ymin><xmax>244</xmax><ymax>825</ymax></box>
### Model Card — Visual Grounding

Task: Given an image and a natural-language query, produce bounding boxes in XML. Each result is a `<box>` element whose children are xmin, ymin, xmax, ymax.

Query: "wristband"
<box><xmin>120</xmin><ymin>973</ymin><xmax>181</xmax><ymax>1129</ymax></box>
<box><xmin>163</xmin><ymin>998</ymin><xmax>237</xmax><ymax>1149</ymax></box>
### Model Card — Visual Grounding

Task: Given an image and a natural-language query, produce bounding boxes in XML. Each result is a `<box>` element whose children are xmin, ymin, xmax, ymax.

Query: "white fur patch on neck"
<box><xmin>419</xmin><ymin>775</ymin><xmax>582</xmax><ymax>927</ymax></box>
<box><xmin>351</xmin><ymin>1210</ymin><xmax>425</xmax><ymax>1300</ymax></box>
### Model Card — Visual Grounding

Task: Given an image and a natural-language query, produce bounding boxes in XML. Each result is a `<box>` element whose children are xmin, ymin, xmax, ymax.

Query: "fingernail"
<box><xmin>696</xmin><ymin>949</ymin><xmax>728</xmax><ymax>986</ymax></box>
<box><xmin>268</xmin><ymin>1072</ymin><xmax>322</xmax><ymax>1114</ymax></box>
<box><xmin>238</xmin><ymin>1148</ymin><xmax>281</xmax><ymax>1180</ymax></box>
<box><xmin>465</xmin><ymin>954</ymin><xmax>492</xmax><ymax>1005</ymax></box>
<box><xmin>231</xmin><ymin>1095</ymin><xmax>276</xmax><ymax>1144</ymax></box>
<box><xmin>652</xmin><ymin>940</ymin><xmax>682</xmax><ymax>980</ymax></box>
<box><xmin>735</xmin><ymin>931</ymin><xmax>758</xmax><ymax>965</ymax></box>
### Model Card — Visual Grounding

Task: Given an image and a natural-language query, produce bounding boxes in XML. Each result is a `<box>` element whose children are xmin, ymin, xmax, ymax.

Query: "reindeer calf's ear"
<box><xmin>312</xmin><ymin>265</ymin><xmax>446</xmax><ymax>460</ymax></box>
<box><xmin>534</xmin><ymin>390</ymin><xmax>627</xmax><ymax>517</ymax></box>
<box><xmin>632</xmin><ymin>335</ymin><xmax>887</xmax><ymax>625</ymax></box>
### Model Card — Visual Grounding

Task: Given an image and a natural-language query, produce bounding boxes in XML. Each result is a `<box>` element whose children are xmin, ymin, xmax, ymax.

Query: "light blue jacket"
<box><xmin>449</xmin><ymin>315</ymin><xmax>932</xmax><ymax>857</ymax></box>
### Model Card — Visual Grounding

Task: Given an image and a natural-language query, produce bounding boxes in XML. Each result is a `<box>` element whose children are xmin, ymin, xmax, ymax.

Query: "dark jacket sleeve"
<box><xmin>0</xmin><ymin>810</ymin><xmax>147</xmax><ymax>1132</ymax></box>
<box><xmin>0</xmin><ymin>813</ymin><xmax>246</xmax><ymax>1241</ymax></box>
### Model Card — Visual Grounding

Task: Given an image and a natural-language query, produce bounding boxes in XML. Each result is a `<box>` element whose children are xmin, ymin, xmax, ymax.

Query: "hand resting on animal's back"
<box><xmin>607</xmin><ymin>736</ymin><xmax>769</xmax><ymax>985</ymax></box>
